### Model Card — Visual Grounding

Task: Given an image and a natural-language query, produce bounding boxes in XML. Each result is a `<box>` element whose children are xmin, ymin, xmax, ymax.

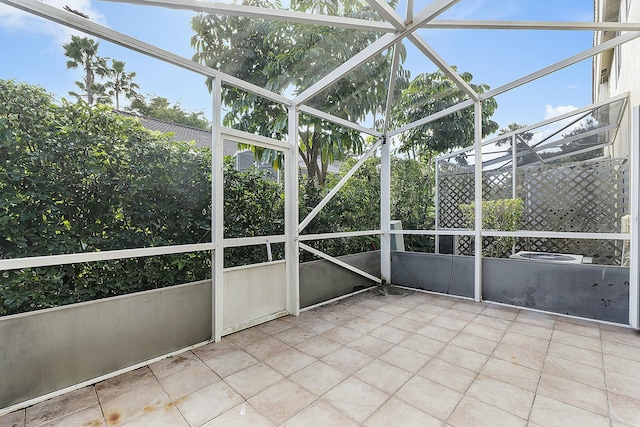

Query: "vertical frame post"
<box><xmin>211</xmin><ymin>77</ymin><xmax>224</xmax><ymax>341</ymax></box>
<box><xmin>435</xmin><ymin>159</ymin><xmax>440</xmax><ymax>254</ymax></box>
<box><xmin>381</xmin><ymin>137</ymin><xmax>391</xmax><ymax>284</ymax></box>
<box><xmin>473</xmin><ymin>101</ymin><xmax>483</xmax><ymax>302</ymax></box>
<box><xmin>511</xmin><ymin>134</ymin><xmax>517</xmax><ymax>199</ymax></box>
<box><xmin>286</xmin><ymin>105</ymin><xmax>300</xmax><ymax>316</ymax></box>
<box><xmin>630</xmin><ymin>105</ymin><xmax>639</xmax><ymax>329</ymax></box>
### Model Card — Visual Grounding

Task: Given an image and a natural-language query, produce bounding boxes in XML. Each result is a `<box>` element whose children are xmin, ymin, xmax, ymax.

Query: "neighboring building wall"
<box><xmin>595</xmin><ymin>0</ymin><xmax>640</xmax><ymax>158</ymax></box>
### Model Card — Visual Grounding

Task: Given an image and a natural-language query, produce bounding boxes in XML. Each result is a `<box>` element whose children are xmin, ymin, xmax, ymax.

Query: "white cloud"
<box><xmin>0</xmin><ymin>0</ymin><xmax>106</xmax><ymax>45</ymax></box>
<box><xmin>544</xmin><ymin>104</ymin><xmax>577</xmax><ymax>120</ymax></box>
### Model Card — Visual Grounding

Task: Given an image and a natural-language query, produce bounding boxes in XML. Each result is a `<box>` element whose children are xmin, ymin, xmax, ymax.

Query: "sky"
<box><xmin>0</xmin><ymin>0</ymin><xmax>597</xmax><ymax>136</ymax></box>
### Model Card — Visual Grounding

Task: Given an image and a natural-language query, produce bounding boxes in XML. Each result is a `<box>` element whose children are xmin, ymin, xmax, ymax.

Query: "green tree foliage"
<box><xmin>392</xmin><ymin>69</ymin><xmax>499</xmax><ymax>161</ymax></box>
<box><xmin>102</xmin><ymin>59</ymin><xmax>140</xmax><ymax>110</ymax></box>
<box><xmin>190</xmin><ymin>0</ymin><xmax>402</xmax><ymax>186</ymax></box>
<box><xmin>63</xmin><ymin>35</ymin><xmax>110</xmax><ymax>106</ymax></box>
<box><xmin>127</xmin><ymin>95</ymin><xmax>211</xmax><ymax>130</ymax></box>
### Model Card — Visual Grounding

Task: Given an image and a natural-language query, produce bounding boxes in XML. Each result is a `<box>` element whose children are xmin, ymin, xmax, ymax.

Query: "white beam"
<box><xmin>294</xmin><ymin>0</ymin><xmax>461</xmax><ymax>105</ymax></box>
<box><xmin>299</xmin><ymin>243</ymin><xmax>382</xmax><ymax>284</ymax></box>
<box><xmin>630</xmin><ymin>106</ymin><xmax>640</xmax><ymax>329</ymax></box>
<box><xmin>387</xmin><ymin>99</ymin><xmax>474</xmax><ymax>137</ymax></box>
<box><xmin>382</xmin><ymin>44</ymin><xmax>402</xmax><ymax>135</ymax></box>
<box><xmin>212</xmin><ymin>77</ymin><xmax>224</xmax><ymax>342</ymax></box>
<box><xmin>0</xmin><ymin>0</ymin><xmax>290</xmax><ymax>105</ymax></box>
<box><xmin>473</xmin><ymin>101</ymin><xmax>483</xmax><ymax>303</ymax></box>
<box><xmin>405</xmin><ymin>0</ymin><xmax>414</xmax><ymax>25</ymax></box>
<box><xmin>298</xmin><ymin>139</ymin><xmax>382</xmax><ymax>232</ymax></box>
<box><xmin>221</xmin><ymin>127</ymin><xmax>290</xmax><ymax>151</ymax></box>
<box><xmin>364</xmin><ymin>0</ymin><xmax>405</xmax><ymax>29</ymax></box>
<box><xmin>424</xmin><ymin>20</ymin><xmax>640</xmax><ymax>31</ymax></box>
<box><xmin>298</xmin><ymin>105</ymin><xmax>382</xmax><ymax>137</ymax></box>
<box><xmin>298</xmin><ymin>230</ymin><xmax>382</xmax><ymax>241</ymax></box>
<box><xmin>407</xmin><ymin>34</ymin><xmax>479</xmax><ymax>101</ymax></box>
<box><xmin>286</xmin><ymin>106</ymin><xmax>300</xmax><ymax>316</ymax></box>
<box><xmin>104</xmin><ymin>0</ymin><xmax>396</xmax><ymax>32</ymax></box>
<box><xmin>482</xmin><ymin>31</ymin><xmax>640</xmax><ymax>100</ymax></box>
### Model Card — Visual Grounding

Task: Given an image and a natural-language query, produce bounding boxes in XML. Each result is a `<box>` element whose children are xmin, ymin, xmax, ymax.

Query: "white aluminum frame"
<box><xmin>1</xmin><ymin>0</ymin><xmax>639</xmax><ymax>330</ymax></box>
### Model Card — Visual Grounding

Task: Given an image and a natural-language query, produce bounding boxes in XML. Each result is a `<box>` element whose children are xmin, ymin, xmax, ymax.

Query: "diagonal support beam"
<box><xmin>387</xmin><ymin>98</ymin><xmax>474</xmax><ymax>137</ymax></box>
<box><xmin>482</xmin><ymin>30</ymin><xmax>640</xmax><ymax>100</ymax></box>
<box><xmin>294</xmin><ymin>0</ymin><xmax>461</xmax><ymax>105</ymax></box>
<box><xmin>423</xmin><ymin>20</ymin><xmax>640</xmax><ymax>31</ymax></box>
<box><xmin>408</xmin><ymin>34</ymin><xmax>479</xmax><ymax>101</ymax></box>
<box><xmin>299</xmin><ymin>139</ymin><xmax>382</xmax><ymax>232</ymax></box>
<box><xmin>382</xmin><ymin>43</ymin><xmax>402</xmax><ymax>135</ymax></box>
<box><xmin>299</xmin><ymin>243</ymin><xmax>382</xmax><ymax>284</ymax></box>
<box><xmin>364</xmin><ymin>0</ymin><xmax>405</xmax><ymax>29</ymax></box>
<box><xmin>104</xmin><ymin>0</ymin><xmax>396</xmax><ymax>32</ymax></box>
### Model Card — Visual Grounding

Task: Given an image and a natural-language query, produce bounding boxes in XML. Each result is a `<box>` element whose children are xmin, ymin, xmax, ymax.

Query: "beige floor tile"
<box><xmin>26</xmin><ymin>386</ymin><xmax>98</xmax><ymax>427</ymax></box>
<box><xmin>203</xmin><ymin>349</ymin><xmax>258</xmax><ymax>378</ymax></box>
<box><xmin>604</xmin><ymin>354</ymin><xmax>640</xmax><ymax>379</ymax></box>
<box><xmin>554</xmin><ymin>319</ymin><xmax>601</xmax><ymax>339</ymax></box>
<box><xmin>513</xmin><ymin>312</ymin><xmax>556</xmax><ymax>329</ymax></box>
<box><xmin>606</xmin><ymin>370</ymin><xmax>640</xmax><ymax>399</ymax></box>
<box><xmin>296</xmin><ymin>317</ymin><xmax>338</xmax><ymax>334</ymax></box>
<box><xmin>282</xmin><ymin>400</ymin><xmax>358</xmax><ymax>427</ymax></box>
<box><xmin>442</xmin><ymin>308</ymin><xmax>478</xmax><ymax>322</ymax></box>
<box><xmin>225</xmin><ymin>328</ymin><xmax>270</xmax><ymax>348</ymax></box>
<box><xmin>415</xmin><ymin>302</ymin><xmax>449</xmax><ymax>315</ymax></box>
<box><xmin>354</xmin><ymin>359</ymin><xmax>412</xmax><ymax>394</ymax></box>
<box><xmin>159</xmin><ymin>363</ymin><xmax>220</xmax><ymax>401</ymax></box>
<box><xmin>547</xmin><ymin>341</ymin><xmax>603</xmax><ymax>368</ymax></box>
<box><xmin>480</xmin><ymin>358</ymin><xmax>540</xmax><ymax>392</ymax></box>
<box><xmin>294</xmin><ymin>335</ymin><xmax>342</xmax><ymax>358</ymax></box>
<box><xmin>347</xmin><ymin>335</ymin><xmax>394</xmax><ymax>358</ymax></box>
<box><xmin>416</xmin><ymin>323</ymin><xmax>459</xmax><ymax>342</ymax></box>
<box><xmin>148</xmin><ymin>351</ymin><xmax>201</xmax><ymax>380</ymax></box>
<box><xmin>257</xmin><ymin>317</ymin><xmax>294</xmax><ymax>335</ymax></box>
<box><xmin>317</xmin><ymin>310</ymin><xmax>357</xmax><ymax>326</ymax></box>
<box><xmin>364</xmin><ymin>397</ymin><xmax>442</xmax><ymax>427</ymax></box>
<box><xmin>552</xmin><ymin>330</ymin><xmax>602</xmax><ymax>352</ymax></box>
<box><xmin>345</xmin><ymin>317</ymin><xmax>382</xmax><ymax>334</ymax></box>
<box><xmin>462</xmin><ymin>322</ymin><xmax>506</xmax><ymax>342</ymax></box>
<box><xmin>481</xmin><ymin>305</ymin><xmax>520</xmax><ymax>321</ymax></box>
<box><xmin>322</xmin><ymin>325</ymin><xmax>362</xmax><ymax>345</ymax></box>
<box><xmin>96</xmin><ymin>368</ymin><xmax>156</xmax><ymax>403</ymax></box>
<box><xmin>321</xmin><ymin>347</ymin><xmax>373</xmax><ymax>375</ymax></box>
<box><xmin>450</xmin><ymin>332</ymin><xmax>498</xmax><ymax>355</ymax></box>
<box><xmin>289</xmin><ymin>361</ymin><xmax>347</xmax><ymax>396</ymax></box>
<box><xmin>248</xmin><ymin>380</ymin><xmax>315</xmax><ymax>425</ymax></box>
<box><xmin>600</xmin><ymin>328</ymin><xmax>640</xmax><ymax>348</ymax></box>
<box><xmin>452</xmin><ymin>301</ymin><xmax>487</xmax><ymax>314</ymax></box>
<box><xmin>323</xmin><ymin>378</ymin><xmax>389</xmax><ymax>423</ymax></box>
<box><xmin>369</xmin><ymin>324</ymin><xmax>411</xmax><ymax>344</ymax></box>
<box><xmin>192</xmin><ymin>339</ymin><xmax>238</xmax><ymax>362</ymax></box>
<box><xmin>0</xmin><ymin>409</ymin><xmax>24</xmax><ymax>427</ymax></box>
<box><xmin>399</xmin><ymin>333</ymin><xmax>447</xmax><ymax>356</ymax></box>
<box><xmin>437</xmin><ymin>345</ymin><xmax>489</xmax><ymax>372</ymax></box>
<box><xmin>471</xmin><ymin>314</ymin><xmax>512</xmax><ymax>331</ymax></box>
<box><xmin>273</xmin><ymin>326</ymin><xmax>316</xmax><ymax>346</ymax></box>
<box><xmin>466</xmin><ymin>375</ymin><xmax>535</xmax><ymax>419</ymax></box>
<box><xmin>500</xmin><ymin>332</ymin><xmax>549</xmax><ymax>354</ymax></box>
<box><xmin>543</xmin><ymin>356</ymin><xmax>605</xmax><ymax>389</ymax></box>
<box><xmin>361</xmin><ymin>309</ymin><xmax>396</xmax><ymax>324</ymax></box>
<box><xmin>101</xmin><ymin>382</ymin><xmax>171</xmax><ymax>427</ymax></box>
<box><xmin>379</xmin><ymin>345</ymin><xmax>431</xmax><ymax>373</ymax></box>
<box><xmin>448</xmin><ymin>396</ymin><xmax>526</xmax><ymax>427</ymax></box>
<box><xmin>388</xmin><ymin>316</ymin><xmax>427</xmax><ymax>332</ymax></box>
<box><xmin>402</xmin><ymin>309</ymin><xmax>438</xmax><ymax>324</ymax></box>
<box><xmin>603</xmin><ymin>340</ymin><xmax>640</xmax><ymax>362</ymax></box>
<box><xmin>40</xmin><ymin>404</ymin><xmax>105</xmax><ymax>427</ymax></box>
<box><xmin>242</xmin><ymin>336</ymin><xmax>292</xmax><ymax>360</ymax></box>
<box><xmin>224</xmin><ymin>363</ymin><xmax>284</xmax><ymax>399</ymax></box>
<box><xmin>174</xmin><ymin>381</ymin><xmax>244</xmax><ymax>427</ymax></box>
<box><xmin>120</xmin><ymin>404</ymin><xmax>188</xmax><ymax>427</ymax></box>
<box><xmin>342</xmin><ymin>304</ymin><xmax>372</xmax><ymax>317</ymax></box>
<box><xmin>508</xmin><ymin>322</ymin><xmax>553</xmax><ymax>340</ymax></box>
<box><xmin>609</xmin><ymin>392</ymin><xmax>640</xmax><ymax>426</ymax></box>
<box><xmin>431</xmin><ymin>315</ymin><xmax>469</xmax><ymax>332</ymax></box>
<box><xmin>200</xmin><ymin>402</ymin><xmax>274</xmax><ymax>427</ymax></box>
<box><xmin>376</xmin><ymin>303</ymin><xmax>410</xmax><ymax>316</ymax></box>
<box><xmin>493</xmin><ymin>342</ymin><xmax>546</xmax><ymax>371</ymax></box>
<box><xmin>529</xmin><ymin>395</ymin><xmax>610</xmax><ymax>427</ymax></box>
<box><xmin>395</xmin><ymin>376</ymin><xmax>462</xmax><ymax>421</ymax></box>
<box><xmin>263</xmin><ymin>346</ymin><xmax>315</xmax><ymax>376</ymax></box>
<box><xmin>418</xmin><ymin>358</ymin><xmax>476</xmax><ymax>393</ymax></box>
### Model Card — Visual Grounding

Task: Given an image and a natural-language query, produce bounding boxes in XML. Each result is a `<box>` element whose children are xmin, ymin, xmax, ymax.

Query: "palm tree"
<box><xmin>63</xmin><ymin>36</ymin><xmax>108</xmax><ymax>106</ymax></box>
<box><xmin>103</xmin><ymin>59</ymin><xmax>140</xmax><ymax>110</ymax></box>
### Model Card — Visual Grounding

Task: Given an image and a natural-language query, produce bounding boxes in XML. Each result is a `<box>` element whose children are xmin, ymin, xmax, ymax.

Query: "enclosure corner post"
<box><xmin>630</xmin><ymin>105</ymin><xmax>640</xmax><ymax>329</ymax></box>
<box><xmin>473</xmin><ymin>101</ymin><xmax>483</xmax><ymax>302</ymax></box>
<box><xmin>211</xmin><ymin>76</ymin><xmax>224</xmax><ymax>341</ymax></box>
<box><xmin>381</xmin><ymin>136</ymin><xmax>392</xmax><ymax>284</ymax></box>
<box><xmin>286</xmin><ymin>104</ymin><xmax>300</xmax><ymax>316</ymax></box>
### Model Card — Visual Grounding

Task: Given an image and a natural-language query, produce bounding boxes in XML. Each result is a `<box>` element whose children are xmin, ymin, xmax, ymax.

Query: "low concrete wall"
<box><xmin>0</xmin><ymin>280</ymin><xmax>211</xmax><ymax>409</ymax></box>
<box><xmin>300</xmin><ymin>251</ymin><xmax>381</xmax><ymax>308</ymax></box>
<box><xmin>391</xmin><ymin>252</ymin><xmax>629</xmax><ymax>324</ymax></box>
<box><xmin>391</xmin><ymin>252</ymin><xmax>474</xmax><ymax>298</ymax></box>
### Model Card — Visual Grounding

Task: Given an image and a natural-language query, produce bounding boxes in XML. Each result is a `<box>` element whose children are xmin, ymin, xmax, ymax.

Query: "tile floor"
<box><xmin>3</xmin><ymin>287</ymin><xmax>640</xmax><ymax>427</ymax></box>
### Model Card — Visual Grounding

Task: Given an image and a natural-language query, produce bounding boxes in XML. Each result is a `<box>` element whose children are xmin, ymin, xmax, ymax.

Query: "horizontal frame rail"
<box><xmin>299</xmin><ymin>243</ymin><xmax>382</xmax><ymax>284</ymax></box>
<box><xmin>390</xmin><ymin>229</ymin><xmax>631</xmax><ymax>241</ymax></box>
<box><xmin>299</xmin><ymin>230</ymin><xmax>382</xmax><ymax>241</ymax></box>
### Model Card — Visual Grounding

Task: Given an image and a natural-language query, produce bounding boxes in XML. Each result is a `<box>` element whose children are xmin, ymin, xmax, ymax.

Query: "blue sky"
<box><xmin>0</xmin><ymin>0</ymin><xmax>596</xmax><ymax>134</ymax></box>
